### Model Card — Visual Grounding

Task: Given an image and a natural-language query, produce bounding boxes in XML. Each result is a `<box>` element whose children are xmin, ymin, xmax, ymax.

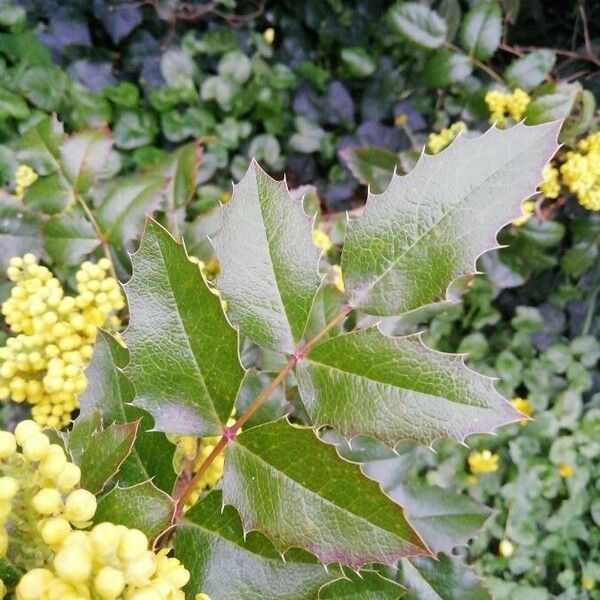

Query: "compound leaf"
<box><xmin>341</xmin><ymin>123</ymin><xmax>560</xmax><ymax>316</ymax></box>
<box><xmin>124</xmin><ymin>219</ymin><xmax>244</xmax><ymax>435</ymax></box>
<box><xmin>212</xmin><ymin>161</ymin><xmax>321</xmax><ymax>354</ymax></box>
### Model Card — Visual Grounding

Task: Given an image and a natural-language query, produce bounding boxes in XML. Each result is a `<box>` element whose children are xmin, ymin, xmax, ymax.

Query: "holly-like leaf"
<box><xmin>460</xmin><ymin>2</ymin><xmax>502</xmax><ymax>60</ymax></box>
<box><xmin>341</xmin><ymin>123</ymin><xmax>560</xmax><ymax>316</ymax></box>
<box><xmin>212</xmin><ymin>161</ymin><xmax>322</xmax><ymax>354</ymax></box>
<box><xmin>77</xmin><ymin>421</ymin><xmax>138</xmax><ymax>494</ymax></box>
<box><xmin>15</xmin><ymin>115</ymin><xmax>64</xmax><ymax>175</ymax></box>
<box><xmin>175</xmin><ymin>491</ymin><xmax>341</xmax><ymax>600</ymax></box>
<box><xmin>42</xmin><ymin>209</ymin><xmax>99</xmax><ymax>266</ymax></box>
<box><xmin>340</xmin><ymin>146</ymin><xmax>399</xmax><ymax>194</ymax></box>
<box><xmin>80</xmin><ymin>331</ymin><xmax>176</xmax><ymax>492</ymax></box>
<box><xmin>94</xmin><ymin>480</ymin><xmax>174</xmax><ymax>540</ymax></box>
<box><xmin>124</xmin><ymin>219</ymin><xmax>244</xmax><ymax>435</ymax></box>
<box><xmin>388</xmin><ymin>2</ymin><xmax>447</xmax><ymax>49</ymax></box>
<box><xmin>297</xmin><ymin>328</ymin><xmax>520</xmax><ymax>446</ymax></box>
<box><xmin>398</xmin><ymin>554</ymin><xmax>490</xmax><ymax>600</ymax></box>
<box><xmin>24</xmin><ymin>172</ymin><xmax>75</xmax><ymax>215</ymax></box>
<box><xmin>0</xmin><ymin>196</ymin><xmax>41</xmax><ymax>270</ymax></box>
<box><xmin>221</xmin><ymin>419</ymin><xmax>429</xmax><ymax>568</ymax></box>
<box><xmin>95</xmin><ymin>174</ymin><xmax>168</xmax><ymax>246</ymax></box>
<box><xmin>320</xmin><ymin>570</ymin><xmax>405</xmax><ymax>599</ymax></box>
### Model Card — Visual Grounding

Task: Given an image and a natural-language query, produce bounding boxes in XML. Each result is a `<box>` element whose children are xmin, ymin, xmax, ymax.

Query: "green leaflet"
<box><xmin>79</xmin><ymin>331</ymin><xmax>176</xmax><ymax>492</ymax></box>
<box><xmin>320</xmin><ymin>570</ymin><xmax>405</xmax><ymax>599</ymax></box>
<box><xmin>221</xmin><ymin>420</ymin><xmax>429</xmax><ymax>568</ymax></box>
<box><xmin>297</xmin><ymin>327</ymin><xmax>520</xmax><ymax>446</ymax></box>
<box><xmin>175</xmin><ymin>492</ymin><xmax>341</xmax><ymax>600</ymax></box>
<box><xmin>212</xmin><ymin>161</ymin><xmax>321</xmax><ymax>354</ymax></box>
<box><xmin>341</xmin><ymin>122</ymin><xmax>561</xmax><ymax>316</ymax></box>
<box><xmin>124</xmin><ymin>219</ymin><xmax>244</xmax><ymax>435</ymax></box>
<box><xmin>460</xmin><ymin>2</ymin><xmax>502</xmax><ymax>60</ymax></box>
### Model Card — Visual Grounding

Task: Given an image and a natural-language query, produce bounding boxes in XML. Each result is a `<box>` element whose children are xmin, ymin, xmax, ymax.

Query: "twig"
<box><xmin>445</xmin><ymin>42</ymin><xmax>505</xmax><ymax>85</ymax></box>
<box><xmin>499</xmin><ymin>42</ymin><xmax>600</xmax><ymax>69</ymax></box>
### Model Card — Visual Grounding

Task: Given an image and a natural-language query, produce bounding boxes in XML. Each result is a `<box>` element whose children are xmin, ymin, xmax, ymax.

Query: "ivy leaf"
<box><xmin>94</xmin><ymin>480</ymin><xmax>174</xmax><ymax>540</ymax></box>
<box><xmin>221</xmin><ymin>419</ymin><xmax>429</xmax><ymax>568</ymax></box>
<box><xmin>77</xmin><ymin>421</ymin><xmax>138</xmax><ymax>494</ymax></box>
<box><xmin>460</xmin><ymin>2</ymin><xmax>502</xmax><ymax>60</ymax></box>
<box><xmin>297</xmin><ymin>327</ymin><xmax>520</xmax><ymax>446</ymax></box>
<box><xmin>398</xmin><ymin>554</ymin><xmax>490</xmax><ymax>600</ymax></box>
<box><xmin>42</xmin><ymin>209</ymin><xmax>99</xmax><ymax>266</ymax></box>
<box><xmin>175</xmin><ymin>491</ymin><xmax>341</xmax><ymax>600</ymax></box>
<box><xmin>388</xmin><ymin>2</ymin><xmax>447</xmax><ymax>49</ymax></box>
<box><xmin>212</xmin><ymin>161</ymin><xmax>321</xmax><ymax>353</ymax></box>
<box><xmin>319</xmin><ymin>570</ymin><xmax>405</xmax><ymax>599</ymax></box>
<box><xmin>60</xmin><ymin>128</ymin><xmax>117</xmax><ymax>193</ymax></box>
<box><xmin>341</xmin><ymin>123</ymin><xmax>560</xmax><ymax>316</ymax></box>
<box><xmin>95</xmin><ymin>174</ymin><xmax>168</xmax><ymax>247</ymax></box>
<box><xmin>124</xmin><ymin>219</ymin><xmax>244</xmax><ymax>435</ymax></box>
<box><xmin>80</xmin><ymin>331</ymin><xmax>176</xmax><ymax>492</ymax></box>
<box><xmin>0</xmin><ymin>196</ymin><xmax>41</xmax><ymax>270</ymax></box>
<box><xmin>340</xmin><ymin>146</ymin><xmax>399</xmax><ymax>194</ymax></box>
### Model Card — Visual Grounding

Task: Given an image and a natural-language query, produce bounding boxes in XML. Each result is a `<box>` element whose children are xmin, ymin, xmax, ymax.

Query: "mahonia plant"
<box><xmin>0</xmin><ymin>122</ymin><xmax>561</xmax><ymax>598</ymax></box>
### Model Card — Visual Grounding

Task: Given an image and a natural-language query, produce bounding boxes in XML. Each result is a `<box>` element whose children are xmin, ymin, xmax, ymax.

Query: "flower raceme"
<box><xmin>484</xmin><ymin>88</ymin><xmax>531</xmax><ymax>127</ymax></box>
<box><xmin>0</xmin><ymin>255</ymin><xmax>124</xmax><ymax>428</ymax></box>
<box><xmin>426</xmin><ymin>122</ymin><xmax>466</xmax><ymax>154</ymax></box>
<box><xmin>0</xmin><ymin>420</ymin><xmax>189</xmax><ymax>599</ymax></box>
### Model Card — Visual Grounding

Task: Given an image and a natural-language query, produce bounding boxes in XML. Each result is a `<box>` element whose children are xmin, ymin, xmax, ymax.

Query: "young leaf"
<box><xmin>175</xmin><ymin>491</ymin><xmax>341</xmax><ymax>600</ymax></box>
<box><xmin>341</xmin><ymin>123</ymin><xmax>560</xmax><ymax>316</ymax></box>
<box><xmin>505</xmin><ymin>50</ymin><xmax>556</xmax><ymax>91</ymax></box>
<box><xmin>94</xmin><ymin>480</ymin><xmax>174</xmax><ymax>540</ymax></box>
<box><xmin>212</xmin><ymin>161</ymin><xmax>321</xmax><ymax>354</ymax></box>
<box><xmin>124</xmin><ymin>219</ymin><xmax>244</xmax><ymax>435</ymax></box>
<box><xmin>319</xmin><ymin>570</ymin><xmax>405</xmax><ymax>599</ymax></box>
<box><xmin>77</xmin><ymin>421</ymin><xmax>138</xmax><ymax>494</ymax></box>
<box><xmin>297</xmin><ymin>328</ymin><xmax>520</xmax><ymax>446</ymax></box>
<box><xmin>80</xmin><ymin>331</ymin><xmax>176</xmax><ymax>492</ymax></box>
<box><xmin>460</xmin><ymin>2</ymin><xmax>502</xmax><ymax>60</ymax></box>
<box><xmin>388</xmin><ymin>2</ymin><xmax>447</xmax><ymax>49</ymax></box>
<box><xmin>221</xmin><ymin>419</ymin><xmax>429</xmax><ymax>568</ymax></box>
<box><xmin>340</xmin><ymin>146</ymin><xmax>399</xmax><ymax>194</ymax></box>
<box><xmin>398</xmin><ymin>554</ymin><xmax>490</xmax><ymax>600</ymax></box>
<box><xmin>95</xmin><ymin>174</ymin><xmax>168</xmax><ymax>246</ymax></box>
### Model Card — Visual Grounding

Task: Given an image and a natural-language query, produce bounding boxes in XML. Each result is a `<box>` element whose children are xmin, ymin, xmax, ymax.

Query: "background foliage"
<box><xmin>0</xmin><ymin>0</ymin><xmax>598</xmax><ymax>598</ymax></box>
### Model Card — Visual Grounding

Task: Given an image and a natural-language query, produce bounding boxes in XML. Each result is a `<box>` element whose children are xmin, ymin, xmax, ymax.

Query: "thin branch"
<box><xmin>445</xmin><ymin>42</ymin><xmax>505</xmax><ymax>85</ymax></box>
<box><xmin>499</xmin><ymin>42</ymin><xmax>600</xmax><ymax>69</ymax></box>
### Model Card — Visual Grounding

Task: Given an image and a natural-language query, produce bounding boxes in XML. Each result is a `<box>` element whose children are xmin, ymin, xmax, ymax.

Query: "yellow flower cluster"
<box><xmin>14</xmin><ymin>165</ymin><xmax>38</xmax><ymax>199</ymax></box>
<box><xmin>468</xmin><ymin>450</ymin><xmax>499</xmax><ymax>474</ymax></box>
<box><xmin>0</xmin><ymin>256</ymin><xmax>124</xmax><ymax>428</ymax></box>
<box><xmin>511</xmin><ymin>397</ymin><xmax>533</xmax><ymax>423</ymax></box>
<box><xmin>485</xmin><ymin>88</ymin><xmax>531</xmax><ymax>127</ymax></box>
<box><xmin>511</xmin><ymin>199</ymin><xmax>536</xmax><ymax>227</ymax></box>
<box><xmin>558</xmin><ymin>462</ymin><xmax>574</xmax><ymax>478</ymax></box>
<box><xmin>426</xmin><ymin>121</ymin><xmax>466</xmax><ymax>154</ymax></box>
<box><xmin>559</xmin><ymin>131</ymin><xmax>600</xmax><ymax>211</ymax></box>
<box><xmin>0</xmin><ymin>420</ymin><xmax>189</xmax><ymax>599</ymax></box>
<box><xmin>539</xmin><ymin>164</ymin><xmax>561</xmax><ymax>199</ymax></box>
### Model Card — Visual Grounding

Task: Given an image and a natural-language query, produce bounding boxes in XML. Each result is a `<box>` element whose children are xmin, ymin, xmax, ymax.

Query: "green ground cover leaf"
<box><xmin>212</xmin><ymin>161</ymin><xmax>321</xmax><ymax>353</ymax></box>
<box><xmin>124</xmin><ymin>219</ymin><xmax>244</xmax><ymax>435</ymax></box>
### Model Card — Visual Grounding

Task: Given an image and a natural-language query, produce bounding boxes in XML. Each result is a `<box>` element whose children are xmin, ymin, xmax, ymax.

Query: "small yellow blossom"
<box><xmin>499</xmin><ymin>539</ymin><xmax>515</xmax><ymax>558</ymax></box>
<box><xmin>394</xmin><ymin>113</ymin><xmax>408</xmax><ymax>126</ymax></box>
<box><xmin>539</xmin><ymin>163</ymin><xmax>561</xmax><ymax>199</ymax></box>
<box><xmin>485</xmin><ymin>88</ymin><xmax>531</xmax><ymax>127</ymax></box>
<box><xmin>511</xmin><ymin>397</ymin><xmax>533</xmax><ymax>424</ymax></box>
<box><xmin>263</xmin><ymin>27</ymin><xmax>275</xmax><ymax>44</ymax></box>
<box><xmin>559</xmin><ymin>131</ymin><xmax>600</xmax><ymax>211</ymax></box>
<box><xmin>14</xmin><ymin>165</ymin><xmax>38</xmax><ymax>199</ymax></box>
<box><xmin>220</xmin><ymin>190</ymin><xmax>231</xmax><ymax>204</ymax></box>
<box><xmin>196</xmin><ymin>594</ymin><xmax>212</xmax><ymax>600</ymax></box>
<box><xmin>468</xmin><ymin>450</ymin><xmax>499</xmax><ymax>474</ymax></box>
<box><xmin>312</xmin><ymin>229</ymin><xmax>332</xmax><ymax>252</ymax></box>
<box><xmin>426</xmin><ymin>122</ymin><xmax>466</xmax><ymax>154</ymax></box>
<box><xmin>466</xmin><ymin>475</ymin><xmax>478</xmax><ymax>486</ymax></box>
<box><xmin>511</xmin><ymin>200</ymin><xmax>536</xmax><ymax>226</ymax></box>
<box><xmin>558</xmin><ymin>463</ymin><xmax>574</xmax><ymax>478</ymax></box>
<box><xmin>582</xmin><ymin>576</ymin><xmax>595</xmax><ymax>590</ymax></box>
<box><xmin>332</xmin><ymin>265</ymin><xmax>344</xmax><ymax>293</ymax></box>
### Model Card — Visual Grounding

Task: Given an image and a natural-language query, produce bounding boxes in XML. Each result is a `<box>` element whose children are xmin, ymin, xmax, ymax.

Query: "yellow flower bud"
<box><xmin>32</xmin><ymin>488</ymin><xmax>63</xmax><ymax>516</ymax></box>
<box><xmin>0</xmin><ymin>432</ymin><xmax>16</xmax><ymax>459</ymax></box>
<box><xmin>94</xmin><ymin>566</ymin><xmax>126</xmax><ymax>599</ymax></box>
<box><xmin>90</xmin><ymin>522</ymin><xmax>121</xmax><ymax>557</ymax></box>
<box><xmin>118</xmin><ymin>528</ymin><xmax>149</xmax><ymax>561</ymax></box>
<box><xmin>15</xmin><ymin>568</ymin><xmax>54</xmax><ymax>600</ymax></box>
<box><xmin>124</xmin><ymin>552</ymin><xmax>156</xmax><ymax>586</ymax></box>
<box><xmin>0</xmin><ymin>527</ymin><xmax>8</xmax><ymax>556</ymax></box>
<box><xmin>0</xmin><ymin>477</ymin><xmax>18</xmax><ymax>500</ymax></box>
<box><xmin>54</xmin><ymin>545</ymin><xmax>92</xmax><ymax>583</ymax></box>
<box><xmin>196</xmin><ymin>594</ymin><xmax>211</xmax><ymax>600</ymax></box>
<box><xmin>55</xmin><ymin>463</ymin><xmax>81</xmax><ymax>492</ymax></box>
<box><xmin>40</xmin><ymin>517</ymin><xmax>72</xmax><ymax>548</ymax></box>
<box><xmin>65</xmin><ymin>488</ymin><xmax>97</xmax><ymax>523</ymax></box>
<box><xmin>129</xmin><ymin>587</ymin><xmax>162</xmax><ymax>600</ymax></box>
<box><xmin>39</xmin><ymin>445</ymin><xmax>67</xmax><ymax>479</ymax></box>
<box><xmin>21</xmin><ymin>432</ymin><xmax>50</xmax><ymax>461</ymax></box>
<box><xmin>14</xmin><ymin>420</ymin><xmax>41</xmax><ymax>445</ymax></box>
